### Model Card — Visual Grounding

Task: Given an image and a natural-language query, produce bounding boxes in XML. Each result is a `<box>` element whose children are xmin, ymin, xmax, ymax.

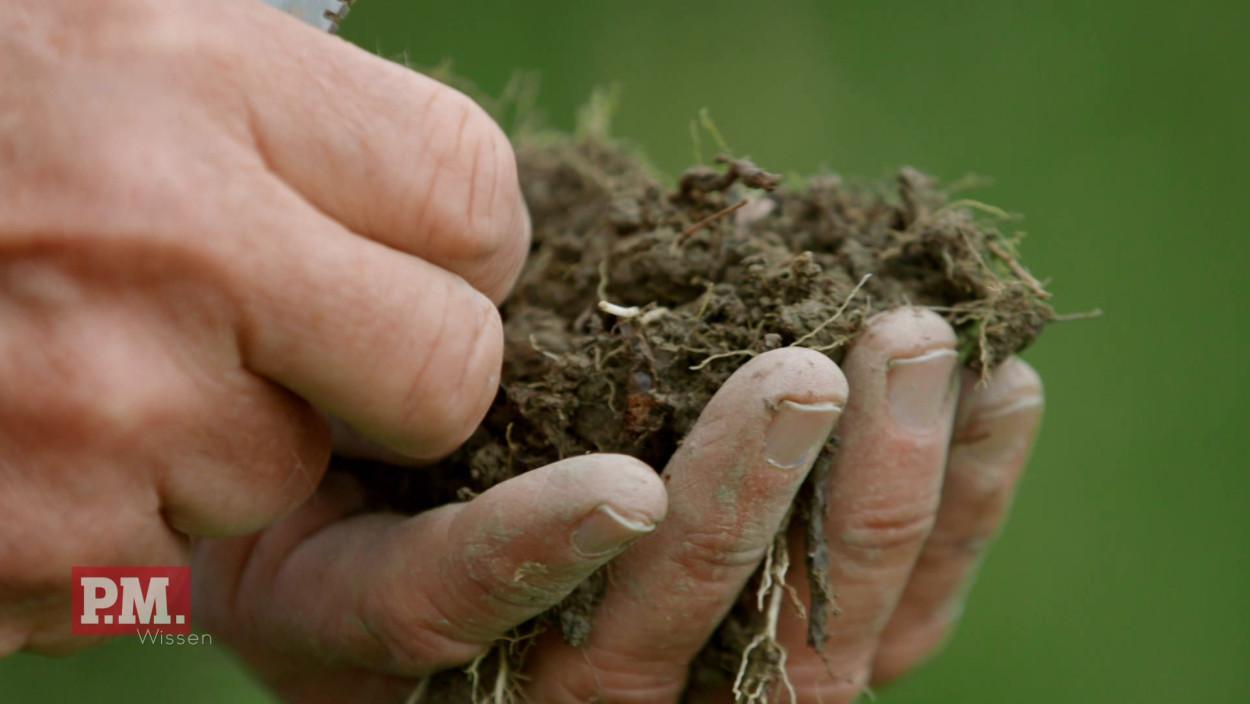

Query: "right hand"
<box><xmin>0</xmin><ymin>0</ymin><xmax>529</xmax><ymax>655</ymax></box>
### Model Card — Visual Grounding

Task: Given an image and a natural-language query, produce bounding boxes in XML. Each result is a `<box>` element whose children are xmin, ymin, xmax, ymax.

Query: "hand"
<box><xmin>191</xmin><ymin>453</ymin><xmax>669</xmax><ymax>702</ymax></box>
<box><xmin>186</xmin><ymin>334</ymin><xmax>843</xmax><ymax>702</ymax></box>
<box><xmin>524</xmin><ymin>308</ymin><xmax>1044</xmax><ymax>703</ymax></box>
<box><xmin>196</xmin><ymin>308</ymin><xmax>1041</xmax><ymax>704</ymax></box>
<box><xmin>0</xmin><ymin>0</ymin><xmax>528</xmax><ymax>654</ymax></box>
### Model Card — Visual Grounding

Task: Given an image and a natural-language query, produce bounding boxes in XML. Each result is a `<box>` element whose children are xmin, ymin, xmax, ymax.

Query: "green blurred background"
<box><xmin>5</xmin><ymin>0</ymin><xmax>1247</xmax><ymax>701</ymax></box>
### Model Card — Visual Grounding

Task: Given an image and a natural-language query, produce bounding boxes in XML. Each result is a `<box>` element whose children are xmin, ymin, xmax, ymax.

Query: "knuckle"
<box><xmin>397</xmin><ymin>293</ymin><xmax>501</xmax><ymax>450</ymax></box>
<box><xmin>673</xmin><ymin>524</ymin><xmax>770</xmax><ymax>582</ymax></box>
<box><xmin>86</xmin><ymin>365</ymin><xmax>200</xmax><ymax>441</ymax></box>
<box><xmin>101</xmin><ymin>0</ymin><xmax>236</xmax><ymax>67</ymax></box>
<box><xmin>797</xmin><ymin>678</ymin><xmax>866</xmax><ymax>704</ymax></box>
<box><xmin>371</xmin><ymin>602</ymin><xmax>482</xmax><ymax>675</ymax></box>
<box><xmin>421</xmin><ymin>87</ymin><xmax>527</xmax><ymax>266</ymax></box>
<box><xmin>454</xmin><ymin>543</ymin><xmax>581</xmax><ymax>619</ymax></box>
<box><xmin>840</xmin><ymin>501</ymin><xmax>938</xmax><ymax>556</ymax></box>
<box><xmin>469</xmin><ymin>563</ymin><xmax>570</xmax><ymax>613</ymax></box>
<box><xmin>0</xmin><ymin>311</ymin><xmax>225</xmax><ymax>485</ymax></box>
<box><xmin>367</xmin><ymin>549</ymin><xmax>572</xmax><ymax>675</ymax></box>
<box><xmin>363</xmin><ymin>561</ymin><xmax>484</xmax><ymax>673</ymax></box>
<box><xmin>544</xmin><ymin>668</ymin><xmax>685</xmax><ymax>704</ymax></box>
<box><xmin>7</xmin><ymin>131</ymin><xmax>228</xmax><ymax>258</ymax></box>
<box><xmin>232</xmin><ymin>403</ymin><xmax>332</xmax><ymax>505</ymax></box>
<box><xmin>948</xmin><ymin>461</ymin><xmax>1016</xmax><ymax>513</ymax></box>
<box><xmin>459</xmin><ymin>109</ymin><xmax>521</xmax><ymax>255</ymax></box>
<box><xmin>457</xmin><ymin>546</ymin><xmax>572</xmax><ymax>615</ymax></box>
<box><xmin>923</xmin><ymin>525</ymin><xmax>995</xmax><ymax>562</ymax></box>
<box><xmin>0</xmin><ymin>2</ymin><xmax>238</xmax><ymax>240</ymax></box>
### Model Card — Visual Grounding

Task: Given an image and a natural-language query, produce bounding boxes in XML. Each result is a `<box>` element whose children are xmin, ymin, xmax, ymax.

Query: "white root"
<box><xmin>404</xmin><ymin>676</ymin><xmax>431</xmax><ymax>704</ymax></box>
<box><xmin>733</xmin><ymin>515</ymin><xmax>799</xmax><ymax>704</ymax></box>
<box><xmin>598</xmin><ymin>300</ymin><xmax>642</xmax><ymax>319</ymax></box>
<box><xmin>598</xmin><ymin>299</ymin><xmax>670</xmax><ymax>325</ymax></box>
<box><xmin>790</xmin><ymin>273</ymin><xmax>872</xmax><ymax>349</ymax></box>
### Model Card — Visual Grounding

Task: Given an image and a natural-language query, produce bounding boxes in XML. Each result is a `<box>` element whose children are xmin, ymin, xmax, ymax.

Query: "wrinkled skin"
<box><xmin>0</xmin><ymin>1</ymin><xmax>1044</xmax><ymax>702</ymax></box>
<box><xmin>0</xmin><ymin>0</ymin><xmax>527</xmax><ymax>653</ymax></box>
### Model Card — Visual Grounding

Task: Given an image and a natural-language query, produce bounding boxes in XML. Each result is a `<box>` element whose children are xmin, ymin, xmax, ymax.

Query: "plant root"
<box><xmin>733</xmin><ymin>512</ymin><xmax>799</xmax><ymax>704</ymax></box>
<box><xmin>465</xmin><ymin>640</ymin><xmax>526</xmax><ymax>704</ymax></box>
<box><xmin>798</xmin><ymin>442</ymin><xmax>839</xmax><ymax>651</ymax></box>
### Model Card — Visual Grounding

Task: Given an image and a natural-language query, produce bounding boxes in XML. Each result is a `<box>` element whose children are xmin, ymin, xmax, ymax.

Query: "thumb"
<box><xmin>195</xmin><ymin>454</ymin><xmax>666</xmax><ymax>679</ymax></box>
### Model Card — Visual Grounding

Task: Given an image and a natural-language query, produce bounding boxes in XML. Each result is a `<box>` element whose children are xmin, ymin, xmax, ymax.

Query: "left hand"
<box><xmin>523</xmin><ymin>308</ymin><xmax>1044</xmax><ymax>703</ymax></box>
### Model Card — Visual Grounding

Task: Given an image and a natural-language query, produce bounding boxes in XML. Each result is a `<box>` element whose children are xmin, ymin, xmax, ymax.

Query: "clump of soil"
<box><xmin>350</xmin><ymin>132</ymin><xmax>1055</xmax><ymax>702</ymax></box>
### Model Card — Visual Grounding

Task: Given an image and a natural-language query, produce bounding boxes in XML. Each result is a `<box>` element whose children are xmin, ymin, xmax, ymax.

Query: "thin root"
<box><xmin>528</xmin><ymin>334</ymin><xmax>561</xmax><ymax>361</ymax></box>
<box><xmin>464</xmin><ymin>638</ymin><xmax>529</xmax><ymax>704</ymax></box>
<box><xmin>689</xmin><ymin>349</ymin><xmax>757</xmax><ymax>371</ymax></box>
<box><xmin>986</xmin><ymin>240</ymin><xmax>1051</xmax><ymax>299</ymax></box>
<box><xmin>678</xmin><ymin>199</ymin><xmax>748</xmax><ymax>242</ymax></box>
<box><xmin>733</xmin><ymin>512</ymin><xmax>798</xmax><ymax>704</ymax></box>
<box><xmin>1051</xmin><ymin>308</ymin><xmax>1104</xmax><ymax>322</ymax></box>
<box><xmin>597</xmin><ymin>257</ymin><xmax>610</xmax><ymax>301</ymax></box>
<box><xmin>791</xmin><ymin>274</ymin><xmax>872</xmax><ymax>349</ymax></box>
<box><xmin>939</xmin><ymin>198</ymin><xmax>1018</xmax><ymax>221</ymax></box>
<box><xmin>694</xmin><ymin>280</ymin><xmax>717</xmax><ymax>321</ymax></box>
<box><xmin>404</xmin><ymin>676</ymin><xmax>432</xmax><ymax>704</ymax></box>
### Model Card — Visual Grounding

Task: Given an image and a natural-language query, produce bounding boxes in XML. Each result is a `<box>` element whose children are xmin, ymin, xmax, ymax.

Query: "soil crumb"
<box><xmin>349</xmin><ymin>133</ymin><xmax>1055</xmax><ymax>702</ymax></box>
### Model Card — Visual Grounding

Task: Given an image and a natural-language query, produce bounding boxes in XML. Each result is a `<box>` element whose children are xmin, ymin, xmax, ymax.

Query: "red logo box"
<box><xmin>72</xmin><ymin>567</ymin><xmax>192</xmax><ymax>636</ymax></box>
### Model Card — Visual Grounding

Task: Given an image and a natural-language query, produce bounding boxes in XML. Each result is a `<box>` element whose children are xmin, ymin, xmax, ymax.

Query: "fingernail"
<box><xmin>960</xmin><ymin>397</ymin><xmax>1044</xmax><ymax>463</ymax></box>
<box><xmin>765</xmin><ymin>400</ymin><xmax>842</xmax><ymax>469</ymax></box>
<box><xmin>573</xmin><ymin>504</ymin><xmax>656</xmax><ymax>557</ymax></box>
<box><xmin>887</xmin><ymin>349</ymin><xmax>959</xmax><ymax>431</ymax></box>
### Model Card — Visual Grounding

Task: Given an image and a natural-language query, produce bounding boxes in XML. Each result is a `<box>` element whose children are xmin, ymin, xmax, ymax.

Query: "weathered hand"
<box><xmin>523</xmin><ymin>308</ymin><xmax>1044</xmax><ymax>703</ymax></box>
<box><xmin>0</xmin><ymin>0</ymin><xmax>527</xmax><ymax>655</ymax></box>
<box><xmin>192</xmin><ymin>453</ymin><xmax>668</xmax><ymax>702</ymax></box>
<box><xmin>187</xmin><ymin>334</ymin><xmax>842</xmax><ymax>703</ymax></box>
<box><xmin>197</xmin><ymin>308</ymin><xmax>1040</xmax><ymax>704</ymax></box>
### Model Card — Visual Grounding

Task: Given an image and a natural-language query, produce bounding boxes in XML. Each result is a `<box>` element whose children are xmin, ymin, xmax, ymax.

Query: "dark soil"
<box><xmin>347</xmin><ymin>133</ymin><xmax>1055</xmax><ymax>702</ymax></box>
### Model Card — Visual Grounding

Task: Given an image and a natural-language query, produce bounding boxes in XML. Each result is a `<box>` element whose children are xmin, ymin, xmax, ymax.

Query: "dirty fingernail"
<box><xmin>573</xmin><ymin>504</ymin><xmax>656</xmax><ymax>557</ymax></box>
<box><xmin>887</xmin><ymin>349</ymin><xmax>959</xmax><ymax>431</ymax></box>
<box><xmin>765</xmin><ymin>400</ymin><xmax>843</xmax><ymax>469</ymax></box>
<box><xmin>959</xmin><ymin>396</ymin><xmax>1044</xmax><ymax>463</ymax></box>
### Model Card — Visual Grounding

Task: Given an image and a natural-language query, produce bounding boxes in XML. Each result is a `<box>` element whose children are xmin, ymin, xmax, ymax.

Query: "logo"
<box><xmin>72</xmin><ymin>567</ymin><xmax>192</xmax><ymax>636</ymax></box>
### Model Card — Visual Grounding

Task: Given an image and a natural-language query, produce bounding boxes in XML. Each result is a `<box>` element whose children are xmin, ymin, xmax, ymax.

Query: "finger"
<box><xmin>238</xmin><ymin>1</ymin><xmax>530</xmax><ymax>303</ymax></box>
<box><xmin>229</xmin><ymin>176</ymin><xmax>504</xmax><ymax>461</ymax></box>
<box><xmin>871</xmin><ymin>357</ymin><xmax>1043</xmax><ymax>684</ymax></box>
<box><xmin>778</xmin><ymin>308</ymin><xmax>959</xmax><ymax>702</ymax></box>
<box><xmin>158</xmin><ymin>373</ymin><xmax>332</xmax><ymax>536</ymax></box>
<box><xmin>524</xmin><ymin>347</ymin><xmax>847</xmax><ymax>703</ymax></box>
<box><xmin>328</xmin><ymin>416</ymin><xmax>425</xmax><ymax>466</ymax></box>
<box><xmin>195</xmin><ymin>453</ymin><xmax>666</xmax><ymax>686</ymax></box>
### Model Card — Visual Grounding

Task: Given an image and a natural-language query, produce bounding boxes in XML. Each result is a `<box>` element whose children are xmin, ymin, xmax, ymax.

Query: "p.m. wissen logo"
<box><xmin>71</xmin><ymin>567</ymin><xmax>207</xmax><ymax>643</ymax></box>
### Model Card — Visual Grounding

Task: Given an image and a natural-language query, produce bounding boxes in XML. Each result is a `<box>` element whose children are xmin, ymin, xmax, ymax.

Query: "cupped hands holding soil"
<box><xmin>349</xmin><ymin>133</ymin><xmax>1058</xmax><ymax>702</ymax></box>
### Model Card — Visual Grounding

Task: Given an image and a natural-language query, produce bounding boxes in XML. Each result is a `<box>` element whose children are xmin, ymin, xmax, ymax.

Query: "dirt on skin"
<box><xmin>347</xmin><ymin>133</ymin><xmax>1056</xmax><ymax>702</ymax></box>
